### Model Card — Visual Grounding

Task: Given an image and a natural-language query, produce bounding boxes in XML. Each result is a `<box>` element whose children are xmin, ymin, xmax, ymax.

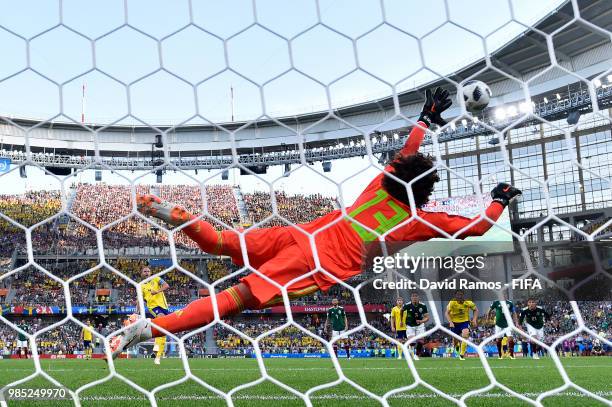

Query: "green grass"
<box><xmin>0</xmin><ymin>357</ymin><xmax>610</xmax><ymax>406</ymax></box>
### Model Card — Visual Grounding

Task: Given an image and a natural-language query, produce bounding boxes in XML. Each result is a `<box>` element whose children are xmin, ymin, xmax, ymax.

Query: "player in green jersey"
<box><xmin>488</xmin><ymin>299</ymin><xmax>518</xmax><ymax>359</ymax></box>
<box><xmin>16</xmin><ymin>320</ymin><xmax>29</xmax><ymax>359</ymax></box>
<box><xmin>519</xmin><ymin>298</ymin><xmax>551</xmax><ymax>359</ymax></box>
<box><xmin>403</xmin><ymin>292</ymin><xmax>429</xmax><ymax>361</ymax></box>
<box><xmin>325</xmin><ymin>298</ymin><xmax>350</xmax><ymax>359</ymax></box>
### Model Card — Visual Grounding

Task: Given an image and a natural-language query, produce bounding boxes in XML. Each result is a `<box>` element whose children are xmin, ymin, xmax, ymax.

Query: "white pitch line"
<box><xmin>76</xmin><ymin>391</ymin><xmax>612</xmax><ymax>401</ymax></box>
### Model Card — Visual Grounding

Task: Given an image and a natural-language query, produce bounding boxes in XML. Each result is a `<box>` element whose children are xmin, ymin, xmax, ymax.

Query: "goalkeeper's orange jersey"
<box><xmin>287</xmin><ymin>122</ymin><xmax>505</xmax><ymax>289</ymax></box>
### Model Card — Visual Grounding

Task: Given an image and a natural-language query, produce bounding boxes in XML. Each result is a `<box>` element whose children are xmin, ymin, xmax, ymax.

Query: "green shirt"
<box><xmin>327</xmin><ymin>306</ymin><xmax>346</xmax><ymax>331</ymax></box>
<box><xmin>490</xmin><ymin>300</ymin><xmax>514</xmax><ymax>328</ymax></box>
<box><xmin>403</xmin><ymin>302</ymin><xmax>428</xmax><ymax>327</ymax></box>
<box><xmin>519</xmin><ymin>306</ymin><xmax>550</xmax><ymax>329</ymax></box>
<box><xmin>17</xmin><ymin>324</ymin><xmax>28</xmax><ymax>342</ymax></box>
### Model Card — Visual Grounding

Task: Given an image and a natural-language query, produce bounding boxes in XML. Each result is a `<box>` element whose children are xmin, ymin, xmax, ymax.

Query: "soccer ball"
<box><xmin>459</xmin><ymin>80</ymin><xmax>492</xmax><ymax>113</ymax></box>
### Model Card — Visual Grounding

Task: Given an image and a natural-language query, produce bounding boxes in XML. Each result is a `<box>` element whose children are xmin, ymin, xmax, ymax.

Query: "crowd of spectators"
<box><xmin>243</xmin><ymin>191</ymin><xmax>335</xmax><ymax>227</ymax></box>
<box><xmin>0</xmin><ymin>298</ymin><xmax>609</xmax><ymax>357</ymax></box>
<box><xmin>0</xmin><ymin>185</ymin><xmax>338</xmax><ymax>259</ymax></box>
<box><xmin>1</xmin><ymin>257</ymin><xmax>242</xmax><ymax>308</ymax></box>
<box><xmin>71</xmin><ymin>183</ymin><xmax>239</xmax><ymax>247</ymax></box>
<box><xmin>1</xmin><ymin>183</ymin><xmax>241</xmax><ymax>256</ymax></box>
<box><xmin>0</xmin><ymin>191</ymin><xmax>62</xmax><ymax>258</ymax></box>
<box><xmin>186</xmin><ymin>313</ymin><xmax>393</xmax><ymax>356</ymax></box>
<box><xmin>0</xmin><ymin>317</ymin><xmax>124</xmax><ymax>356</ymax></box>
<box><xmin>2</xmin><ymin>270</ymin><xmax>64</xmax><ymax>307</ymax></box>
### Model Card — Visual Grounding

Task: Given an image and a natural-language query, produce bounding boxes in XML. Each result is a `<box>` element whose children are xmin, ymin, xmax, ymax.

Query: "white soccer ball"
<box><xmin>459</xmin><ymin>80</ymin><xmax>492</xmax><ymax>113</ymax></box>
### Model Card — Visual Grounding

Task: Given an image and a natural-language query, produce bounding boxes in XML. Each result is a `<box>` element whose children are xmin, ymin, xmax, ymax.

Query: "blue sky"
<box><xmin>0</xmin><ymin>0</ymin><xmax>565</xmax><ymax>124</ymax></box>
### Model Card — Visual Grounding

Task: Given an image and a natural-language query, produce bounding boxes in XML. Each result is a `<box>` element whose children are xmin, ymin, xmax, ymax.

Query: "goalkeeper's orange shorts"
<box><xmin>220</xmin><ymin>226</ymin><xmax>320</xmax><ymax>307</ymax></box>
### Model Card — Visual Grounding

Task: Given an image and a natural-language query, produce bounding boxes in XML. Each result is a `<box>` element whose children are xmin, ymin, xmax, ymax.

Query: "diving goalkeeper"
<box><xmin>110</xmin><ymin>88</ymin><xmax>521</xmax><ymax>357</ymax></box>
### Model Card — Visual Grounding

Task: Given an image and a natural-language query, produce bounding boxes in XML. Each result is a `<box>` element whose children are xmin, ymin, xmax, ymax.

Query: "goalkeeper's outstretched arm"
<box><xmin>422</xmin><ymin>183</ymin><xmax>522</xmax><ymax>239</ymax></box>
<box><xmin>385</xmin><ymin>87</ymin><xmax>452</xmax><ymax>170</ymax></box>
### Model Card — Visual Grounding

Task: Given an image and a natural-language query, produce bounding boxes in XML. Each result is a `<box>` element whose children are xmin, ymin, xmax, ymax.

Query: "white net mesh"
<box><xmin>0</xmin><ymin>0</ymin><xmax>611</xmax><ymax>405</ymax></box>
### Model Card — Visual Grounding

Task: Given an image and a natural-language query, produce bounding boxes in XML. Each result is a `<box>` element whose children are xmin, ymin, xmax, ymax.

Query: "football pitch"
<box><xmin>0</xmin><ymin>357</ymin><xmax>610</xmax><ymax>406</ymax></box>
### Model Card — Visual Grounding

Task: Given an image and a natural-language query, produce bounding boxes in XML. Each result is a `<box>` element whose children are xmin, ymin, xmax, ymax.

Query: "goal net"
<box><xmin>0</xmin><ymin>0</ymin><xmax>610</xmax><ymax>405</ymax></box>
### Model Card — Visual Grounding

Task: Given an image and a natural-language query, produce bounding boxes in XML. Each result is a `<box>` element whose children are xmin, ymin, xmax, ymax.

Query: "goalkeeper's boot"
<box><xmin>109</xmin><ymin>314</ymin><xmax>153</xmax><ymax>359</ymax></box>
<box><xmin>136</xmin><ymin>194</ymin><xmax>192</xmax><ymax>227</ymax></box>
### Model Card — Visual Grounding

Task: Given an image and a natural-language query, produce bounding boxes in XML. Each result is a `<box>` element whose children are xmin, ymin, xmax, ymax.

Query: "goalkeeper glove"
<box><xmin>418</xmin><ymin>87</ymin><xmax>452</xmax><ymax>127</ymax></box>
<box><xmin>491</xmin><ymin>183</ymin><xmax>522</xmax><ymax>206</ymax></box>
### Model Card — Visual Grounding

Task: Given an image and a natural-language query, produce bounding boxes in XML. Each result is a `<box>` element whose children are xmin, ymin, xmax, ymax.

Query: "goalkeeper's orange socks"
<box><xmin>182</xmin><ymin>216</ymin><xmax>224</xmax><ymax>255</ymax></box>
<box><xmin>149</xmin><ymin>286</ymin><xmax>248</xmax><ymax>337</ymax></box>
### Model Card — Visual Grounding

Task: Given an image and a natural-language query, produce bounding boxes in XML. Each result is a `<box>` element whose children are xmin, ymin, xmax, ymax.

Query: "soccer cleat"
<box><xmin>154</xmin><ymin>357</ymin><xmax>161</xmax><ymax>365</ymax></box>
<box><xmin>458</xmin><ymin>354</ymin><xmax>465</xmax><ymax>360</ymax></box>
<box><xmin>109</xmin><ymin>314</ymin><xmax>153</xmax><ymax>359</ymax></box>
<box><xmin>413</xmin><ymin>355</ymin><xmax>420</xmax><ymax>361</ymax></box>
<box><xmin>508</xmin><ymin>355</ymin><xmax>515</xmax><ymax>360</ymax></box>
<box><xmin>498</xmin><ymin>356</ymin><xmax>503</xmax><ymax>360</ymax></box>
<box><xmin>533</xmin><ymin>354</ymin><xmax>540</xmax><ymax>360</ymax></box>
<box><xmin>136</xmin><ymin>194</ymin><xmax>192</xmax><ymax>227</ymax></box>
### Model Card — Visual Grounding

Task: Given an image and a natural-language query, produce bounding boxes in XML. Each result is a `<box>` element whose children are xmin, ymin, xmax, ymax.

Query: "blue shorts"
<box><xmin>451</xmin><ymin>321</ymin><xmax>470</xmax><ymax>336</ymax></box>
<box><xmin>147</xmin><ymin>306</ymin><xmax>170</xmax><ymax>318</ymax></box>
<box><xmin>396</xmin><ymin>330</ymin><xmax>407</xmax><ymax>340</ymax></box>
<box><xmin>83</xmin><ymin>340</ymin><xmax>91</xmax><ymax>348</ymax></box>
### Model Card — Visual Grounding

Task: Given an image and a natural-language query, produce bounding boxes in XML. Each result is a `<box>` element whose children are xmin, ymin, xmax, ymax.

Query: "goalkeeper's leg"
<box><xmin>137</xmin><ymin>194</ymin><xmax>225</xmax><ymax>255</ymax></box>
<box><xmin>137</xmin><ymin>194</ymin><xmax>294</xmax><ymax>267</ymax></box>
<box><xmin>110</xmin><ymin>244</ymin><xmax>316</xmax><ymax>358</ymax></box>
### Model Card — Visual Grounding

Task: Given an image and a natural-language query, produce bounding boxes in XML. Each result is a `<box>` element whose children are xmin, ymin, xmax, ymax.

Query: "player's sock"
<box><xmin>397</xmin><ymin>345</ymin><xmax>403</xmax><ymax>358</ymax></box>
<box><xmin>416</xmin><ymin>342</ymin><xmax>423</xmax><ymax>357</ymax></box>
<box><xmin>460</xmin><ymin>341</ymin><xmax>467</xmax><ymax>356</ymax></box>
<box><xmin>182</xmin><ymin>217</ymin><xmax>224</xmax><ymax>255</ymax></box>
<box><xmin>344</xmin><ymin>343</ymin><xmax>351</xmax><ymax>359</ymax></box>
<box><xmin>532</xmin><ymin>344</ymin><xmax>538</xmax><ymax>356</ymax></box>
<box><xmin>333</xmin><ymin>344</ymin><xmax>338</xmax><ymax>357</ymax></box>
<box><xmin>508</xmin><ymin>338</ymin><xmax>515</xmax><ymax>357</ymax></box>
<box><xmin>155</xmin><ymin>336</ymin><xmax>166</xmax><ymax>360</ymax></box>
<box><xmin>150</xmin><ymin>286</ymin><xmax>249</xmax><ymax>336</ymax></box>
<box><xmin>496</xmin><ymin>338</ymin><xmax>503</xmax><ymax>357</ymax></box>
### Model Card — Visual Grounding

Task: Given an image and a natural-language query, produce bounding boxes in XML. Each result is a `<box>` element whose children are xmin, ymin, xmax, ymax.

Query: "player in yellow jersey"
<box><xmin>390</xmin><ymin>297</ymin><xmax>408</xmax><ymax>360</ymax></box>
<box><xmin>141</xmin><ymin>267</ymin><xmax>170</xmax><ymax>365</ymax></box>
<box><xmin>81</xmin><ymin>319</ymin><xmax>94</xmax><ymax>359</ymax></box>
<box><xmin>445</xmin><ymin>290</ymin><xmax>479</xmax><ymax>360</ymax></box>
